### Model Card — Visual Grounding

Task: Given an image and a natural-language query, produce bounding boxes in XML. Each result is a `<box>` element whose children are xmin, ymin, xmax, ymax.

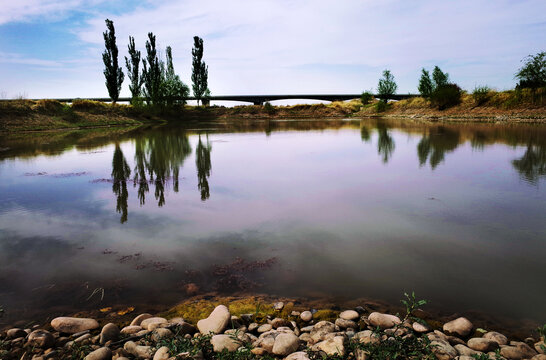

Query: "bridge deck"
<box><xmin>2</xmin><ymin>94</ymin><xmax>418</xmax><ymax>105</ymax></box>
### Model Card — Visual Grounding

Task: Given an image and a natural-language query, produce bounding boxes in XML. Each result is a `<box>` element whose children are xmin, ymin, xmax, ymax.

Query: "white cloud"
<box><xmin>1</xmin><ymin>0</ymin><xmax>545</xmax><ymax>98</ymax></box>
<box><xmin>0</xmin><ymin>0</ymin><xmax>104</xmax><ymax>24</ymax></box>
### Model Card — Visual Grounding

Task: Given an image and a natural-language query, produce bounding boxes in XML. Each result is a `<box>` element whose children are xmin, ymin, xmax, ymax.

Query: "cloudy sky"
<box><xmin>0</xmin><ymin>0</ymin><xmax>545</xmax><ymax>100</ymax></box>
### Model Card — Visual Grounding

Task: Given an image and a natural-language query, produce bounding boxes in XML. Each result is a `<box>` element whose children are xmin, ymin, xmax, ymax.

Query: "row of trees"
<box><xmin>102</xmin><ymin>19</ymin><xmax>210</xmax><ymax>106</ymax></box>
<box><xmin>367</xmin><ymin>51</ymin><xmax>545</xmax><ymax>110</ymax></box>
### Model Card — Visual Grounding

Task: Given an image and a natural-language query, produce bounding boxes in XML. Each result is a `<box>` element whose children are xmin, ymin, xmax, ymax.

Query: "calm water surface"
<box><xmin>0</xmin><ymin>118</ymin><xmax>545</xmax><ymax>327</ymax></box>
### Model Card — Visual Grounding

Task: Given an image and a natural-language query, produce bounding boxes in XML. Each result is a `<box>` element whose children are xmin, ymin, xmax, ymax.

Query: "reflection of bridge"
<box><xmin>25</xmin><ymin>94</ymin><xmax>418</xmax><ymax>106</ymax></box>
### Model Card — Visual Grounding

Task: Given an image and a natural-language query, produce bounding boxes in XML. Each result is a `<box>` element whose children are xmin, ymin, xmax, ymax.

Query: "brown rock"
<box><xmin>99</xmin><ymin>323</ymin><xmax>119</xmax><ymax>344</ymax></box>
<box><xmin>368</xmin><ymin>312</ymin><xmax>401</xmax><ymax>329</ymax></box>
<box><xmin>430</xmin><ymin>339</ymin><xmax>458</xmax><ymax>360</ymax></box>
<box><xmin>339</xmin><ymin>310</ymin><xmax>359</xmax><ymax>321</ymax></box>
<box><xmin>484</xmin><ymin>331</ymin><xmax>508</xmax><ymax>346</ymax></box>
<box><xmin>140</xmin><ymin>317</ymin><xmax>168</xmax><ymax>331</ymax></box>
<box><xmin>197</xmin><ymin>305</ymin><xmax>230</xmax><ymax>335</ymax></box>
<box><xmin>27</xmin><ymin>330</ymin><xmax>55</xmax><ymax>349</ymax></box>
<box><xmin>467</xmin><ymin>338</ymin><xmax>499</xmax><ymax>352</ymax></box>
<box><xmin>442</xmin><ymin>317</ymin><xmax>473</xmax><ymax>337</ymax></box>
<box><xmin>84</xmin><ymin>347</ymin><xmax>112</xmax><ymax>360</ymax></box>
<box><xmin>130</xmin><ymin>313</ymin><xmax>153</xmax><ymax>327</ymax></box>
<box><xmin>272</xmin><ymin>333</ymin><xmax>299</xmax><ymax>356</ymax></box>
<box><xmin>51</xmin><ymin>317</ymin><xmax>99</xmax><ymax>334</ymax></box>
<box><xmin>210</xmin><ymin>334</ymin><xmax>241</xmax><ymax>352</ymax></box>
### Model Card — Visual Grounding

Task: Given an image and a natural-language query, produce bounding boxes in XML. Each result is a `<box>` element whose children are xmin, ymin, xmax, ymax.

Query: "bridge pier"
<box><xmin>253</xmin><ymin>100</ymin><xmax>263</xmax><ymax>106</ymax></box>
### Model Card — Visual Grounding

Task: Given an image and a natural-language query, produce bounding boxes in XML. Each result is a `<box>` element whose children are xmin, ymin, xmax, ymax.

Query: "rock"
<box><xmin>299</xmin><ymin>333</ymin><xmax>311</xmax><ymax>343</ymax></box>
<box><xmin>354</xmin><ymin>330</ymin><xmax>379</xmax><ymax>345</ymax></box>
<box><xmin>172</xmin><ymin>321</ymin><xmax>197</xmax><ymax>335</ymax></box>
<box><xmin>258</xmin><ymin>324</ymin><xmax>273</xmax><ymax>333</ymax></box>
<box><xmin>291</xmin><ymin>311</ymin><xmax>301</xmax><ymax>317</ymax></box>
<box><xmin>84</xmin><ymin>347</ymin><xmax>112</xmax><ymax>360</ymax></box>
<box><xmin>130</xmin><ymin>313</ymin><xmax>153</xmax><ymax>327</ymax></box>
<box><xmin>151</xmin><ymin>328</ymin><xmax>173</xmax><ymax>342</ymax></box>
<box><xmin>197</xmin><ymin>305</ymin><xmax>230</xmax><ymax>335</ymax></box>
<box><xmin>443</xmin><ymin>317</ymin><xmax>473</xmax><ymax>338</ymax></box>
<box><xmin>251</xmin><ymin>348</ymin><xmax>267</xmax><ymax>356</ymax></box>
<box><xmin>430</xmin><ymin>339</ymin><xmax>458</xmax><ymax>360</ymax></box>
<box><xmin>274</xmin><ymin>302</ymin><xmax>285</xmax><ymax>311</ymax></box>
<box><xmin>272</xmin><ymin>333</ymin><xmax>299</xmax><ymax>356</ymax></box>
<box><xmin>210</xmin><ymin>334</ymin><xmax>241</xmax><ymax>352</ymax></box>
<box><xmin>123</xmin><ymin>341</ymin><xmax>153</xmax><ymax>359</ymax></box>
<box><xmin>340</xmin><ymin>310</ymin><xmax>359</xmax><ymax>321</ymax></box>
<box><xmin>412</xmin><ymin>322</ymin><xmax>430</xmax><ymax>333</ymax></box>
<box><xmin>153</xmin><ymin>346</ymin><xmax>170</xmax><ymax>360</ymax></box>
<box><xmin>315</xmin><ymin>336</ymin><xmax>345</xmax><ymax>356</ymax></box>
<box><xmin>300</xmin><ymin>326</ymin><xmax>314</xmax><ymax>333</ymax></box>
<box><xmin>224</xmin><ymin>329</ymin><xmax>251</xmax><ymax>343</ymax></box>
<box><xmin>284</xmin><ymin>351</ymin><xmax>310</xmax><ymax>360</ymax></box>
<box><xmin>457</xmin><ymin>356</ymin><xmax>475</xmax><ymax>360</ymax></box>
<box><xmin>309</xmin><ymin>321</ymin><xmax>336</xmax><ymax>344</ymax></box>
<box><xmin>7</xmin><ymin>328</ymin><xmax>27</xmax><ymax>339</ymax></box>
<box><xmin>27</xmin><ymin>330</ymin><xmax>55</xmax><ymax>349</ymax></box>
<box><xmin>368</xmin><ymin>312</ymin><xmax>401</xmax><ymax>329</ymax></box>
<box><xmin>121</xmin><ymin>326</ymin><xmax>142</xmax><ymax>335</ymax></box>
<box><xmin>484</xmin><ymin>331</ymin><xmax>508</xmax><ymax>346</ymax></box>
<box><xmin>248</xmin><ymin>323</ymin><xmax>259</xmax><ymax>332</ymax></box>
<box><xmin>535</xmin><ymin>341</ymin><xmax>546</xmax><ymax>354</ymax></box>
<box><xmin>447</xmin><ymin>336</ymin><xmax>466</xmax><ymax>346</ymax></box>
<box><xmin>140</xmin><ymin>317</ymin><xmax>168</xmax><ymax>331</ymax></box>
<box><xmin>335</xmin><ymin>318</ymin><xmax>357</xmax><ymax>329</ymax></box>
<box><xmin>531</xmin><ymin>355</ymin><xmax>546</xmax><ymax>360</ymax></box>
<box><xmin>99</xmin><ymin>323</ymin><xmax>119</xmax><ymax>344</ymax></box>
<box><xmin>300</xmin><ymin>311</ymin><xmax>313</xmax><ymax>322</ymax></box>
<box><xmin>501</xmin><ymin>342</ymin><xmax>538</xmax><ymax>359</ymax></box>
<box><xmin>467</xmin><ymin>338</ymin><xmax>499</xmax><ymax>352</ymax></box>
<box><xmin>271</xmin><ymin>318</ymin><xmax>291</xmax><ymax>329</ymax></box>
<box><xmin>51</xmin><ymin>317</ymin><xmax>99</xmax><ymax>334</ymax></box>
<box><xmin>454</xmin><ymin>344</ymin><xmax>480</xmax><ymax>356</ymax></box>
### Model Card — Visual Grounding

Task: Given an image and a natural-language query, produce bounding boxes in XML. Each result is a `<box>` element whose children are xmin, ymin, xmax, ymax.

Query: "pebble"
<box><xmin>258</xmin><ymin>324</ymin><xmax>273</xmax><ymax>333</ymax></box>
<box><xmin>196</xmin><ymin>305</ymin><xmax>230</xmax><ymax>334</ymax></box>
<box><xmin>272</xmin><ymin>332</ymin><xmax>299</xmax><ymax>356</ymax></box>
<box><xmin>335</xmin><ymin>318</ymin><xmax>357</xmax><ymax>329</ymax></box>
<box><xmin>120</xmin><ymin>325</ymin><xmax>142</xmax><ymax>335</ymax></box>
<box><xmin>483</xmin><ymin>331</ymin><xmax>508</xmax><ymax>345</ymax></box>
<box><xmin>153</xmin><ymin>346</ymin><xmax>170</xmax><ymax>360</ymax></box>
<box><xmin>315</xmin><ymin>336</ymin><xmax>345</xmax><ymax>356</ymax></box>
<box><xmin>368</xmin><ymin>312</ymin><xmax>401</xmax><ymax>329</ymax></box>
<box><xmin>300</xmin><ymin>311</ymin><xmax>313</xmax><ymax>322</ymax></box>
<box><xmin>51</xmin><ymin>317</ymin><xmax>99</xmax><ymax>334</ymax></box>
<box><xmin>274</xmin><ymin>302</ymin><xmax>285</xmax><ymax>311</ymax></box>
<box><xmin>84</xmin><ymin>347</ymin><xmax>112</xmax><ymax>360</ymax></box>
<box><xmin>284</xmin><ymin>351</ymin><xmax>310</xmax><ymax>360</ymax></box>
<box><xmin>339</xmin><ymin>310</ymin><xmax>359</xmax><ymax>321</ymax></box>
<box><xmin>210</xmin><ymin>334</ymin><xmax>241</xmax><ymax>352</ymax></box>
<box><xmin>123</xmin><ymin>341</ymin><xmax>153</xmax><ymax>359</ymax></box>
<box><xmin>7</xmin><ymin>328</ymin><xmax>27</xmax><ymax>339</ymax></box>
<box><xmin>442</xmin><ymin>317</ymin><xmax>473</xmax><ymax>337</ymax></box>
<box><xmin>99</xmin><ymin>323</ymin><xmax>119</xmax><ymax>344</ymax></box>
<box><xmin>140</xmin><ymin>317</ymin><xmax>168</xmax><ymax>331</ymax></box>
<box><xmin>467</xmin><ymin>337</ymin><xmax>499</xmax><ymax>352</ymax></box>
<box><xmin>27</xmin><ymin>330</ymin><xmax>55</xmax><ymax>349</ymax></box>
<box><xmin>130</xmin><ymin>313</ymin><xmax>153</xmax><ymax>327</ymax></box>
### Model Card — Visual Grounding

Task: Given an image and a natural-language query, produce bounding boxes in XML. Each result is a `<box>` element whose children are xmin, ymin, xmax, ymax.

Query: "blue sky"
<box><xmin>0</xmin><ymin>0</ymin><xmax>545</xmax><ymax>100</ymax></box>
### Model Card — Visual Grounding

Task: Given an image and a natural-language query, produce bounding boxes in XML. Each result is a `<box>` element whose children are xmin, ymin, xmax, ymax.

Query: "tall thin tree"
<box><xmin>191</xmin><ymin>36</ymin><xmax>210</xmax><ymax>105</ymax></box>
<box><xmin>102</xmin><ymin>19</ymin><xmax>124</xmax><ymax>103</ymax></box>
<box><xmin>142</xmin><ymin>32</ymin><xmax>163</xmax><ymax>105</ymax></box>
<box><xmin>125</xmin><ymin>36</ymin><xmax>141</xmax><ymax>104</ymax></box>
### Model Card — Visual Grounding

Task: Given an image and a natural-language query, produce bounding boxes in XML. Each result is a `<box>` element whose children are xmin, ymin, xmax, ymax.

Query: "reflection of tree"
<box><xmin>376</xmin><ymin>123</ymin><xmax>395</xmax><ymax>163</ymax></box>
<box><xmin>112</xmin><ymin>144</ymin><xmax>131</xmax><ymax>223</ymax></box>
<box><xmin>360</xmin><ymin>124</ymin><xmax>371</xmax><ymax>142</ymax></box>
<box><xmin>512</xmin><ymin>144</ymin><xmax>546</xmax><ymax>184</ymax></box>
<box><xmin>417</xmin><ymin>126</ymin><xmax>460</xmax><ymax>169</ymax></box>
<box><xmin>196</xmin><ymin>135</ymin><xmax>212</xmax><ymax>201</ymax></box>
<box><xmin>133</xmin><ymin>131</ymin><xmax>192</xmax><ymax>207</ymax></box>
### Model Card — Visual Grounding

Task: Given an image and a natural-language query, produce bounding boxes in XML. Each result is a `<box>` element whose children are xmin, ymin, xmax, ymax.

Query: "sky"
<box><xmin>0</xmin><ymin>0</ymin><xmax>545</xmax><ymax>101</ymax></box>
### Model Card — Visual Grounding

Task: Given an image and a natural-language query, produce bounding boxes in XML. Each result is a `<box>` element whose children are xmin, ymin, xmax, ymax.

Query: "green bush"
<box><xmin>472</xmin><ymin>85</ymin><xmax>491</xmax><ymax>106</ymax></box>
<box><xmin>376</xmin><ymin>100</ymin><xmax>387</xmax><ymax>112</ymax></box>
<box><xmin>361</xmin><ymin>91</ymin><xmax>373</xmax><ymax>104</ymax></box>
<box><xmin>264</xmin><ymin>102</ymin><xmax>275</xmax><ymax>114</ymax></box>
<box><xmin>431</xmin><ymin>83</ymin><xmax>462</xmax><ymax>110</ymax></box>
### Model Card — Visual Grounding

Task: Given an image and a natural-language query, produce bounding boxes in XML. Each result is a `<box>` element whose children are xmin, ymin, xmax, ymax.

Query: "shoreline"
<box><xmin>1</xmin><ymin>294</ymin><xmax>544</xmax><ymax>360</ymax></box>
<box><xmin>1</xmin><ymin>96</ymin><xmax>545</xmax><ymax>133</ymax></box>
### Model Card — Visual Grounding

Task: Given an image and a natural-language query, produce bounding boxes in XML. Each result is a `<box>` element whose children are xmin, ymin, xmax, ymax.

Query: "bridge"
<box><xmin>14</xmin><ymin>94</ymin><xmax>418</xmax><ymax>106</ymax></box>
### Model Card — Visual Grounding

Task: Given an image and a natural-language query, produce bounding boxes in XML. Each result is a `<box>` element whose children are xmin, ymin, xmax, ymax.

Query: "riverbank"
<box><xmin>1</xmin><ymin>295</ymin><xmax>544</xmax><ymax>360</ymax></box>
<box><xmin>1</xmin><ymin>90</ymin><xmax>545</xmax><ymax>133</ymax></box>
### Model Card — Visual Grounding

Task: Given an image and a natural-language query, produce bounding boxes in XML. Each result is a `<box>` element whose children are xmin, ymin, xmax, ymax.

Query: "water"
<box><xmin>0</xmin><ymin>118</ymin><xmax>545</xmax><ymax>328</ymax></box>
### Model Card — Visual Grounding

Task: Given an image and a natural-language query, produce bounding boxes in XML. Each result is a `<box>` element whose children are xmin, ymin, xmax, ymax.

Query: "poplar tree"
<box><xmin>102</xmin><ymin>19</ymin><xmax>124</xmax><ymax>103</ymax></box>
<box><xmin>125</xmin><ymin>36</ymin><xmax>142</xmax><ymax>104</ymax></box>
<box><xmin>377</xmin><ymin>69</ymin><xmax>397</xmax><ymax>102</ymax></box>
<box><xmin>163</xmin><ymin>46</ymin><xmax>189</xmax><ymax>106</ymax></box>
<box><xmin>191</xmin><ymin>36</ymin><xmax>210</xmax><ymax>105</ymax></box>
<box><xmin>142</xmin><ymin>32</ymin><xmax>163</xmax><ymax>105</ymax></box>
<box><xmin>418</xmin><ymin>68</ymin><xmax>434</xmax><ymax>98</ymax></box>
<box><xmin>432</xmin><ymin>66</ymin><xmax>449</xmax><ymax>88</ymax></box>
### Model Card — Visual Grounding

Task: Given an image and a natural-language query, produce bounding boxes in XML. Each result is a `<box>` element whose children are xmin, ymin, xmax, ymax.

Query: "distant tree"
<box><xmin>377</xmin><ymin>70</ymin><xmax>397</xmax><ymax>102</ymax></box>
<box><xmin>515</xmin><ymin>51</ymin><xmax>546</xmax><ymax>89</ymax></box>
<box><xmin>432</xmin><ymin>66</ymin><xmax>449</xmax><ymax>88</ymax></box>
<box><xmin>125</xmin><ymin>36</ymin><xmax>142</xmax><ymax>105</ymax></box>
<box><xmin>142</xmin><ymin>33</ymin><xmax>164</xmax><ymax>105</ymax></box>
<box><xmin>102</xmin><ymin>19</ymin><xmax>124</xmax><ymax>103</ymax></box>
<box><xmin>418</xmin><ymin>68</ymin><xmax>434</xmax><ymax>98</ymax></box>
<box><xmin>191</xmin><ymin>36</ymin><xmax>210</xmax><ymax>105</ymax></box>
<box><xmin>162</xmin><ymin>46</ymin><xmax>190</xmax><ymax>106</ymax></box>
<box><xmin>361</xmin><ymin>91</ymin><xmax>373</xmax><ymax>104</ymax></box>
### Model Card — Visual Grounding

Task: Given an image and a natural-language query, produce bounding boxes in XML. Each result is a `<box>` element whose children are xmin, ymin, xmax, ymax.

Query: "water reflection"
<box><xmin>512</xmin><ymin>143</ymin><xmax>546</xmax><ymax>184</ymax></box>
<box><xmin>132</xmin><ymin>130</ymin><xmax>192</xmax><ymax>207</ymax></box>
<box><xmin>112</xmin><ymin>144</ymin><xmax>131</xmax><ymax>223</ymax></box>
<box><xmin>417</xmin><ymin>126</ymin><xmax>460</xmax><ymax>169</ymax></box>
<box><xmin>376</xmin><ymin>122</ymin><xmax>395</xmax><ymax>163</ymax></box>
<box><xmin>196</xmin><ymin>135</ymin><xmax>212</xmax><ymax>201</ymax></box>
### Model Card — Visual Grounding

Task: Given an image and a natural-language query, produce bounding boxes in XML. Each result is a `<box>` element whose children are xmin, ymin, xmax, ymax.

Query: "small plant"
<box><xmin>473</xmin><ymin>85</ymin><xmax>491</xmax><ymax>106</ymax></box>
<box><xmin>68</xmin><ymin>342</ymin><xmax>92</xmax><ymax>360</ymax></box>
<box><xmin>376</xmin><ymin>100</ymin><xmax>388</xmax><ymax>112</ymax></box>
<box><xmin>431</xmin><ymin>83</ymin><xmax>462</xmax><ymax>110</ymax></box>
<box><xmin>472</xmin><ymin>349</ymin><xmax>503</xmax><ymax>360</ymax></box>
<box><xmin>361</xmin><ymin>91</ymin><xmax>373</xmax><ymax>105</ymax></box>
<box><xmin>264</xmin><ymin>102</ymin><xmax>275</xmax><ymax>114</ymax></box>
<box><xmin>401</xmin><ymin>291</ymin><xmax>427</xmax><ymax>322</ymax></box>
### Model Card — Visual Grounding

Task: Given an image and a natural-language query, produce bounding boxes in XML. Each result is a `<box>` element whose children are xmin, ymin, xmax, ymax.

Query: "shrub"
<box><xmin>431</xmin><ymin>83</ymin><xmax>462</xmax><ymax>110</ymax></box>
<box><xmin>264</xmin><ymin>102</ymin><xmax>275</xmax><ymax>114</ymax></box>
<box><xmin>361</xmin><ymin>91</ymin><xmax>373</xmax><ymax>104</ymax></box>
<box><xmin>515</xmin><ymin>51</ymin><xmax>546</xmax><ymax>89</ymax></box>
<box><xmin>472</xmin><ymin>85</ymin><xmax>492</xmax><ymax>106</ymax></box>
<box><xmin>376</xmin><ymin>100</ymin><xmax>388</xmax><ymax>112</ymax></box>
<box><xmin>33</xmin><ymin>99</ymin><xmax>63</xmax><ymax>114</ymax></box>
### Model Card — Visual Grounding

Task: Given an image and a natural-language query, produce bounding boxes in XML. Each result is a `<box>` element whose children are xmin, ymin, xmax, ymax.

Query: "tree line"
<box><xmin>102</xmin><ymin>19</ymin><xmax>210</xmax><ymax>106</ymax></box>
<box><xmin>363</xmin><ymin>51</ymin><xmax>546</xmax><ymax>111</ymax></box>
